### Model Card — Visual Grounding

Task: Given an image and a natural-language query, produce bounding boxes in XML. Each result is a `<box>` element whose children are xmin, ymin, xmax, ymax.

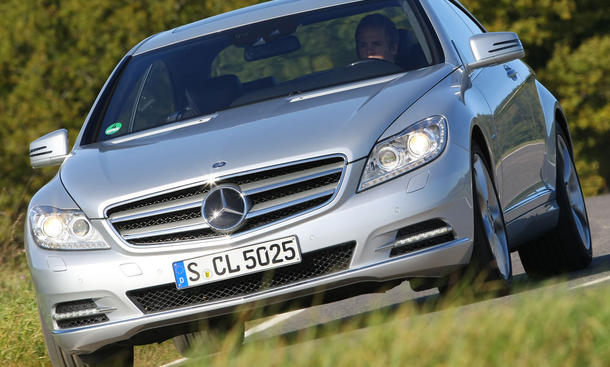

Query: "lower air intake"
<box><xmin>127</xmin><ymin>242</ymin><xmax>355</xmax><ymax>314</ymax></box>
<box><xmin>54</xmin><ymin>299</ymin><xmax>110</xmax><ymax>329</ymax></box>
<box><xmin>390</xmin><ymin>219</ymin><xmax>455</xmax><ymax>257</ymax></box>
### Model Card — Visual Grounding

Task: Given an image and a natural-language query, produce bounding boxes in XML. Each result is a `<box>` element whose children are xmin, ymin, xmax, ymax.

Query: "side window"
<box><xmin>426</xmin><ymin>0</ymin><xmax>476</xmax><ymax>64</ymax></box>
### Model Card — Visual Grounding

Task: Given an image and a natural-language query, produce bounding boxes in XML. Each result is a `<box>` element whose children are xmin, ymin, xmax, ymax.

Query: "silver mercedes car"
<box><xmin>26</xmin><ymin>0</ymin><xmax>592</xmax><ymax>365</ymax></box>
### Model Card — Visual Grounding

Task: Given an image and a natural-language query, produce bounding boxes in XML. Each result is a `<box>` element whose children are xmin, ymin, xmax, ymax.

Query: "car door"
<box><xmin>486</xmin><ymin>61</ymin><xmax>548</xmax><ymax>221</ymax></box>
<box><xmin>474</xmin><ymin>60</ymin><xmax>547</xmax><ymax>220</ymax></box>
<box><xmin>441</xmin><ymin>0</ymin><xmax>548</xmax><ymax>221</ymax></box>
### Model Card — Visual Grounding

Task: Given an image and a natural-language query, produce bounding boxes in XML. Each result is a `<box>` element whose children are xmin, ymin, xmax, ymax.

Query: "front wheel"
<box><xmin>440</xmin><ymin>144</ymin><xmax>512</xmax><ymax>295</ymax></box>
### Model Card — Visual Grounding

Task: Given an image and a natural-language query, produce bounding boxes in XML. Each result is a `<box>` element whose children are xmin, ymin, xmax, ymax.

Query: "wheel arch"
<box><xmin>555</xmin><ymin>107</ymin><xmax>576</xmax><ymax>160</ymax></box>
<box><xmin>470</xmin><ymin>124</ymin><xmax>494</xmax><ymax>181</ymax></box>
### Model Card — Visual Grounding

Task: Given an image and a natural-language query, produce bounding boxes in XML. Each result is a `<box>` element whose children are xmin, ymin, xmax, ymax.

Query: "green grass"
<box><xmin>3</xmin><ymin>260</ymin><xmax>609</xmax><ymax>367</ymax></box>
<box><xmin>0</xmin><ymin>264</ymin><xmax>47</xmax><ymax>366</ymax></box>
<box><xmin>186</xmin><ymin>283</ymin><xmax>610</xmax><ymax>367</ymax></box>
<box><xmin>0</xmin><ymin>263</ymin><xmax>181</xmax><ymax>367</ymax></box>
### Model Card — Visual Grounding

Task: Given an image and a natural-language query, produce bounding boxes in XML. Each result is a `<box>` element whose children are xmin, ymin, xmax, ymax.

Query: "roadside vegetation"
<box><xmin>186</xmin><ymin>283</ymin><xmax>610</xmax><ymax>367</ymax></box>
<box><xmin>3</xmin><ymin>257</ymin><xmax>608</xmax><ymax>367</ymax></box>
<box><xmin>0</xmin><ymin>264</ymin><xmax>182</xmax><ymax>367</ymax></box>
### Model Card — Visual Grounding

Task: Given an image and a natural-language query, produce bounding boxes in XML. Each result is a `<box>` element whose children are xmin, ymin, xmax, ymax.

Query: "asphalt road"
<box><xmin>242</xmin><ymin>194</ymin><xmax>610</xmax><ymax>341</ymax></box>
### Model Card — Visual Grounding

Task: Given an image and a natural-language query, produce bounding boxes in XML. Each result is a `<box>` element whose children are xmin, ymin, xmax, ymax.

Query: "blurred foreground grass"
<box><xmin>187</xmin><ymin>282</ymin><xmax>610</xmax><ymax>367</ymax></box>
<box><xmin>0</xmin><ymin>263</ymin><xmax>181</xmax><ymax>367</ymax></box>
<box><xmin>2</xmin><ymin>260</ymin><xmax>609</xmax><ymax>367</ymax></box>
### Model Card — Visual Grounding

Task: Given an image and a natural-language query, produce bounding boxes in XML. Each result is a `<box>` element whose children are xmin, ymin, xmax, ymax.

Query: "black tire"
<box><xmin>39</xmin><ymin>305</ymin><xmax>133</xmax><ymax>367</ymax></box>
<box><xmin>439</xmin><ymin>144</ymin><xmax>512</xmax><ymax>295</ymax></box>
<box><xmin>173</xmin><ymin>322</ymin><xmax>244</xmax><ymax>357</ymax></box>
<box><xmin>518</xmin><ymin>126</ymin><xmax>592</xmax><ymax>278</ymax></box>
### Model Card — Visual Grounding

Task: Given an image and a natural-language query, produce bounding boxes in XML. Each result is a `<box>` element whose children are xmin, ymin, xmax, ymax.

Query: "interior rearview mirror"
<box><xmin>467</xmin><ymin>32</ymin><xmax>525</xmax><ymax>71</ymax></box>
<box><xmin>244</xmin><ymin>35</ymin><xmax>301</xmax><ymax>61</ymax></box>
<box><xmin>29</xmin><ymin>129</ymin><xmax>69</xmax><ymax>169</ymax></box>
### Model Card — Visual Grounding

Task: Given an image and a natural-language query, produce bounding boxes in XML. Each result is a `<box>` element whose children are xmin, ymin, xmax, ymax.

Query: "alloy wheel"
<box><xmin>557</xmin><ymin>135</ymin><xmax>591</xmax><ymax>251</ymax></box>
<box><xmin>472</xmin><ymin>154</ymin><xmax>511</xmax><ymax>280</ymax></box>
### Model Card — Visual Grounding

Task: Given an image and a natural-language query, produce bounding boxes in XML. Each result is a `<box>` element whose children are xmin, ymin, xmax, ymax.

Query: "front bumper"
<box><xmin>27</xmin><ymin>142</ymin><xmax>473</xmax><ymax>354</ymax></box>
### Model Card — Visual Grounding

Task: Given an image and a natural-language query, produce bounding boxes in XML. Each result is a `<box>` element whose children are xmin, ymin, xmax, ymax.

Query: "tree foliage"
<box><xmin>0</xmin><ymin>0</ymin><xmax>608</xmax><ymax>262</ymax></box>
<box><xmin>461</xmin><ymin>0</ymin><xmax>610</xmax><ymax>195</ymax></box>
<box><xmin>0</xmin><ymin>0</ymin><xmax>264</xmax><ymax>263</ymax></box>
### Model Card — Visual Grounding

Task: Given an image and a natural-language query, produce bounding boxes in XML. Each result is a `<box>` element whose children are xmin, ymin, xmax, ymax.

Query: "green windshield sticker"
<box><xmin>105</xmin><ymin>122</ymin><xmax>123</xmax><ymax>135</ymax></box>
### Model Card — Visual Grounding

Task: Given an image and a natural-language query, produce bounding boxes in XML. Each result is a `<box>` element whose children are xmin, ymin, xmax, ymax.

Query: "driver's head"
<box><xmin>355</xmin><ymin>14</ymin><xmax>399</xmax><ymax>62</ymax></box>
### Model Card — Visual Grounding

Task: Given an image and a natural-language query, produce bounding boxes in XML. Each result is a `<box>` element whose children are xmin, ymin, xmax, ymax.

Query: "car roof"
<box><xmin>133</xmin><ymin>0</ymin><xmax>363</xmax><ymax>56</ymax></box>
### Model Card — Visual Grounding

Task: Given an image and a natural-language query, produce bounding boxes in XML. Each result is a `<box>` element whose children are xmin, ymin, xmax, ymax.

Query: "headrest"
<box><xmin>396</xmin><ymin>29</ymin><xmax>429</xmax><ymax>70</ymax></box>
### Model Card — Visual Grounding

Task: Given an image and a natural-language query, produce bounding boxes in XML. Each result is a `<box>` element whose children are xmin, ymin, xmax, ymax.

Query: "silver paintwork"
<box><xmin>25</xmin><ymin>0</ymin><xmax>580</xmax><ymax>358</ymax></box>
<box><xmin>30</xmin><ymin>129</ymin><xmax>70</xmax><ymax>169</ymax></box>
<box><xmin>64</xmin><ymin>66</ymin><xmax>452</xmax><ymax>219</ymax></box>
<box><xmin>468</xmin><ymin>32</ymin><xmax>525</xmax><ymax>70</ymax></box>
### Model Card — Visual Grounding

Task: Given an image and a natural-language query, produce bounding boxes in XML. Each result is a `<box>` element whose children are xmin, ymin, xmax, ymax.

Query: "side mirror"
<box><xmin>467</xmin><ymin>32</ymin><xmax>525</xmax><ymax>71</ymax></box>
<box><xmin>29</xmin><ymin>129</ymin><xmax>69</xmax><ymax>169</ymax></box>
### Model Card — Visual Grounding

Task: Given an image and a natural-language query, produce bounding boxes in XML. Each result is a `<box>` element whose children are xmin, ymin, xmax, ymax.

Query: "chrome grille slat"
<box><xmin>248</xmin><ymin>186</ymin><xmax>337</xmax><ymax>218</ymax></box>
<box><xmin>122</xmin><ymin>218</ymin><xmax>210</xmax><ymax>240</ymax></box>
<box><xmin>106</xmin><ymin>156</ymin><xmax>345</xmax><ymax>246</ymax></box>
<box><xmin>241</xmin><ymin>163</ymin><xmax>343</xmax><ymax>195</ymax></box>
<box><xmin>109</xmin><ymin>195</ymin><xmax>205</xmax><ymax>223</ymax></box>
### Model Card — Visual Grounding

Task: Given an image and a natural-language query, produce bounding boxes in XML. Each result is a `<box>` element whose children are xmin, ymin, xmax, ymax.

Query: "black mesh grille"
<box><xmin>239</xmin><ymin>195</ymin><xmax>331</xmax><ymax>233</ymax></box>
<box><xmin>55</xmin><ymin>299</ymin><xmax>96</xmax><ymax>314</ymax></box>
<box><xmin>57</xmin><ymin>314</ymin><xmax>109</xmax><ymax>329</ymax></box>
<box><xmin>127</xmin><ymin>242</ymin><xmax>355</xmax><ymax>314</ymax></box>
<box><xmin>107</xmin><ymin>185</ymin><xmax>208</xmax><ymax>217</ymax></box>
<box><xmin>129</xmin><ymin>228</ymin><xmax>218</xmax><ymax>245</ymax></box>
<box><xmin>390</xmin><ymin>219</ymin><xmax>455</xmax><ymax>257</ymax></box>
<box><xmin>249</xmin><ymin>173</ymin><xmax>342</xmax><ymax>205</ymax></box>
<box><xmin>114</xmin><ymin>208</ymin><xmax>202</xmax><ymax>232</ymax></box>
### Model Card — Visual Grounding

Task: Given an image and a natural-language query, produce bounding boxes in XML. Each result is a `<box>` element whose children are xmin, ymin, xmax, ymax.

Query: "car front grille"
<box><xmin>126</xmin><ymin>242</ymin><xmax>355</xmax><ymax>314</ymax></box>
<box><xmin>106</xmin><ymin>156</ymin><xmax>346</xmax><ymax>246</ymax></box>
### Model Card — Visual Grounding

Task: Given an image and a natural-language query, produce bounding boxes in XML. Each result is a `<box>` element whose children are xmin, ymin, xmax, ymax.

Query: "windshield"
<box><xmin>92</xmin><ymin>0</ymin><xmax>440</xmax><ymax>142</ymax></box>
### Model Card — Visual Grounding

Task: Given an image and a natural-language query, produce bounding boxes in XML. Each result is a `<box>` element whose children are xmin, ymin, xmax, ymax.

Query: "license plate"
<box><xmin>172</xmin><ymin>236</ymin><xmax>301</xmax><ymax>289</ymax></box>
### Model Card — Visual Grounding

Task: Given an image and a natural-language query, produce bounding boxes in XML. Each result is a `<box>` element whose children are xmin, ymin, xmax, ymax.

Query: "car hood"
<box><xmin>62</xmin><ymin>64</ymin><xmax>454</xmax><ymax>218</ymax></box>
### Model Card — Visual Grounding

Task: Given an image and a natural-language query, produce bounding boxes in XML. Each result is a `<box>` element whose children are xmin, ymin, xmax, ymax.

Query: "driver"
<box><xmin>355</xmin><ymin>14</ymin><xmax>399</xmax><ymax>63</ymax></box>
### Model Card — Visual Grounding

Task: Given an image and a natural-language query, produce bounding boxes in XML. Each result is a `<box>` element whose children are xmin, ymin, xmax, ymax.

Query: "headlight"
<box><xmin>359</xmin><ymin>115</ymin><xmax>447</xmax><ymax>191</ymax></box>
<box><xmin>29</xmin><ymin>206</ymin><xmax>110</xmax><ymax>250</ymax></box>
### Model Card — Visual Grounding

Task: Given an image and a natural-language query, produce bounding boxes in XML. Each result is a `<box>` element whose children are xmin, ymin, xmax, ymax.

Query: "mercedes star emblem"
<box><xmin>202</xmin><ymin>185</ymin><xmax>249</xmax><ymax>233</ymax></box>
